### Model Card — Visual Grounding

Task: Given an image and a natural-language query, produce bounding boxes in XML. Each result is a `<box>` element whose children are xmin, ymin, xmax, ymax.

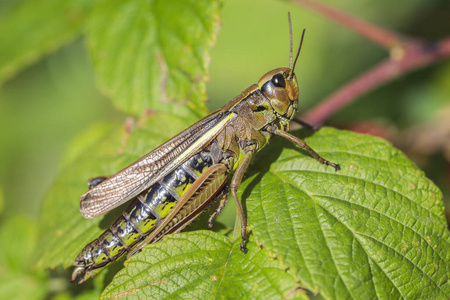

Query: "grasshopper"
<box><xmin>72</xmin><ymin>17</ymin><xmax>340</xmax><ymax>284</ymax></box>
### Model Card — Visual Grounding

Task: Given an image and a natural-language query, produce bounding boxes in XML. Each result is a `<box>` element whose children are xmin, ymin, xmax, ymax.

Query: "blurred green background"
<box><xmin>0</xmin><ymin>0</ymin><xmax>449</xmax><ymax>298</ymax></box>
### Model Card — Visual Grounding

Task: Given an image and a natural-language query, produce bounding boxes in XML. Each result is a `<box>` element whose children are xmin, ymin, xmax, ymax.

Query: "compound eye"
<box><xmin>271</xmin><ymin>73</ymin><xmax>286</xmax><ymax>88</ymax></box>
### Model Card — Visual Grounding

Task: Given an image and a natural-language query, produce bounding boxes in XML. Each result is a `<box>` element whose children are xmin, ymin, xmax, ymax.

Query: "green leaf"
<box><xmin>37</xmin><ymin>115</ymin><xmax>450</xmax><ymax>298</ymax></box>
<box><xmin>101</xmin><ymin>231</ymin><xmax>305</xmax><ymax>300</ymax></box>
<box><xmin>36</xmin><ymin>112</ymin><xmax>200</xmax><ymax>270</ymax></box>
<box><xmin>86</xmin><ymin>0</ymin><xmax>221</xmax><ymax>116</ymax></box>
<box><xmin>243</xmin><ymin>127</ymin><xmax>450</xmax><ymax>299</ymax></box>
<box><xmin>0</xmin><ymin>0</ymin><xmax>92</xmax><ymax>85</ymax></box>
<box><xmin>0</xmin><ymin>216</ymin><xmax>47</xmax><ymax>300</ymax></box>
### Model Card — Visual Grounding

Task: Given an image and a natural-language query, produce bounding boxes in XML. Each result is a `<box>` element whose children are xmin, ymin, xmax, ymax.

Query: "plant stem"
<box><xmin>292</xmin><ymin>0</ymin><xmax>450</xmax><ymax>125</ymax></box>
<box><xmin>302</xmin><ymin>37</ymin><xmax>450</xmax><ymax>124</ymax></box>
<box><xmin>292</xmin><ymin>0</ymin><xmax>403</xmax><ymax>48</ymax></box>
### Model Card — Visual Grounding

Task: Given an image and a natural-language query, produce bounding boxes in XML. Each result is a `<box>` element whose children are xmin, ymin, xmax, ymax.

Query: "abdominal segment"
<box><xmin>72</xmin><ymin>152</ymin><xmax>215</xmax><ymax>284</ymax></box>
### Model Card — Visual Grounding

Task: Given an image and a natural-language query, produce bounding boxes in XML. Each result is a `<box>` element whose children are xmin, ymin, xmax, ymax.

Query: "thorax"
<box><xmin>212</xmin><ymin>88</ymin><xmax>278</xmax><ymax>170</ymax></box>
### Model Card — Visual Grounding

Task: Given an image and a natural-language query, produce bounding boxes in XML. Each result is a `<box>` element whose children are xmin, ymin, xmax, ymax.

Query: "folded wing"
<box><xmin>79</xmin><ymin>111</ymin><xmax>235</xmax><ymax>218</ymax></box>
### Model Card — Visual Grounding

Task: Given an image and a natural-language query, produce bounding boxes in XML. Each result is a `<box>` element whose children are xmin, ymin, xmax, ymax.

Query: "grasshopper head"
<box><xmin>258</xmin><ymin>22</ymin><xmax>305</xmax><ymax>129</ymax></box>
<box><xmin>257</xmin><ymin>25</ymin><xmax>305</xmax><ymax>128</ymax></box>
<box><xmin>258</xmin><ymin>67</ymin><xmax>299</xmax><ymax>122</ymax></box>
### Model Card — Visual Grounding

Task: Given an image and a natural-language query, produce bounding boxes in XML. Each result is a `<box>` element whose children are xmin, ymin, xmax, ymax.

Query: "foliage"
<box><xmin>101</xmin><ymin>232</ymin><xmax>306</xmax><ymax>299</ymax></box>
<box><xmin>245</xmin><ymin>128</ymin><xmax>450</xmax><ymax>299</ymax></box>
<box><xmin>1</xmin><ymin>0</ymin><xmax>449</xmax><ymax>299</ymax></box>
<box><xmin>87</xmin><ymin>0</ymin><xmax>217</xmax><ymax>116</ymax></box>
<box><xmin>0</xmin><ymin>216</ymin><xmax>47</xmax><ymax>300</ymax></box>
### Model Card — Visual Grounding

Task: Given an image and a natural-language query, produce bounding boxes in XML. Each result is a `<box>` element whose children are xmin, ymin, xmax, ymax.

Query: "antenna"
<box><xmin>291</xmin><ymin>29</ymin><xmax>305</xmax><ymax>74</ymax></box>
<box><xmin>287</xmin><ymin>13</ymin><xmax>306</xmax><ymax>79</ymax></box>
<box><xmin>288</xmin><ymin>12</ymin><xmax>293</xmax><ymax>70</ymax></box>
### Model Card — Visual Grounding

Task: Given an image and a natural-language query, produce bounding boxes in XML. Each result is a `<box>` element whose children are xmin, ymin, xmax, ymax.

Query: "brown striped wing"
<box><xmin>79</xmin><ymin>111</ymin><xmax>235</xmax><ymax>218</ymax></box>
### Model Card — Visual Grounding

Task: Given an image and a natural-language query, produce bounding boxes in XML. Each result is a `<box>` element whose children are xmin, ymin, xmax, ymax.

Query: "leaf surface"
<box><xmin>0</xmin><ymin>0</ymin><xmax>92</xmax><ymax>84</ymax></box>
<box><xmin>87</xmin><ymin>0</ymin><xmax>221</xmax><ymax>116</ymax></box>
<box><xmin>243</xmin><ymin>128</ymin><xmax>450</xmax><ymax>299</ymax></box>
<box><xmin>101</xmin><ymin>232</ymin><xmax>305</xmax><ymax>300</ymax></box>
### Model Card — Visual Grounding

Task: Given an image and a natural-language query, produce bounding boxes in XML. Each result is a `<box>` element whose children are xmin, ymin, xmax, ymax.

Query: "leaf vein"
<box><xmin>356</xmin><ymin>232</ymin><xmax>447</xmax><ymax>297</ymax></box>
<box><xmin>276</xmin><ymin>169</ymin><xmax>444</xmax><ymax>223</ymax></box>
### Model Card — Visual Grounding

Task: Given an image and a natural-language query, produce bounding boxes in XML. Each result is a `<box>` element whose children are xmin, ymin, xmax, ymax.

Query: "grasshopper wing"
<box><xmin>79</xmin><ymin>111</ymin><xmax>235</xmax><ymax>218</ymax></box>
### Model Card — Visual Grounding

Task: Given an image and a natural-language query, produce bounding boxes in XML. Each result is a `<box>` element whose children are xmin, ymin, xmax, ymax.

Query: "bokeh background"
<box><xmin>0</xmin><ymin>0</ymin><xmax>449</xmax><ymax>298</ymax></box>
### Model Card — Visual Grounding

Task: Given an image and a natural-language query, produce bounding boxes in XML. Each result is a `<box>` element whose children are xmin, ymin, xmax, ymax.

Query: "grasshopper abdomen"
<box><xmin>72</xmin><ymin>152</ymin><xmax>220</xmax><ymax>284</ymax></box>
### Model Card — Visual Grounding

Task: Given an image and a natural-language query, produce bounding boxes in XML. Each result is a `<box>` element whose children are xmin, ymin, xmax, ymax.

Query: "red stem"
<box><xmin>293</xmin><ymin>0</ymin><xmax>403</xmax><ymax>48</ymax></box>
<box><xmin>291</xmin><ymin>0</ymin><xmax>450</xmax><ymax>125</ymax></box>
<box><xmin>302</xmin><ymin>37</ymin><xmax>450</xmax><ymax>125</ymax></box>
